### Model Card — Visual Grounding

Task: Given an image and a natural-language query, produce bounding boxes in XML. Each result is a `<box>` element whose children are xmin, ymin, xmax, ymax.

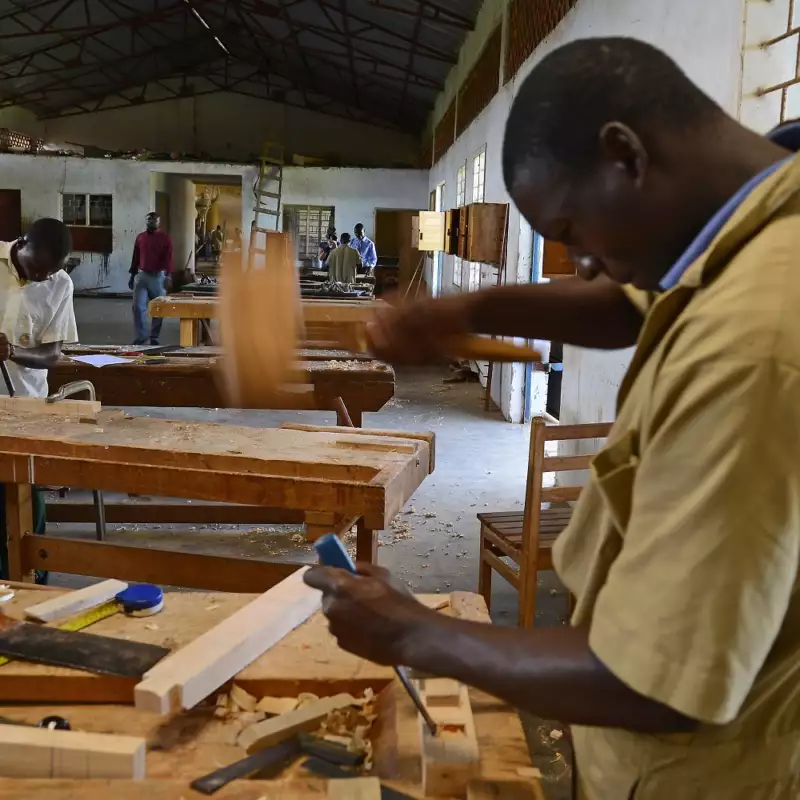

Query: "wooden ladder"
<box><xmin>249</xmin><ymin>140</ymin><xmax>284</xmax><ymax>269</ymax></box>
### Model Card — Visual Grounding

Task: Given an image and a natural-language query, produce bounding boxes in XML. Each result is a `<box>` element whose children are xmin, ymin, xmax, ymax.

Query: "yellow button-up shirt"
<box><xmin>553</xmin><ymin>156</ymin><xmax>800</xmax><ymax>799</ymax></box>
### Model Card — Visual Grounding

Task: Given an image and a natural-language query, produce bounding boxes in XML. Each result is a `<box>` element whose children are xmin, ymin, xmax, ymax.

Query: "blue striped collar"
<box><xmin>659</xmin><ymin>122</ymin><xmax>800</xmax><ymax>290</ymax></box>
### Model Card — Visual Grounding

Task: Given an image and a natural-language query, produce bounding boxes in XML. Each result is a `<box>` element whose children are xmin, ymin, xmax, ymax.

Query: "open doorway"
<box><xmin>374</xmin><ymin>208</ymin><xmax>421</xmax><ymax>297</ymax></box>
<box><xmin>194</xmin><ymin>183</ymin><xmax>243</xmax><ymax>278</ymax></box>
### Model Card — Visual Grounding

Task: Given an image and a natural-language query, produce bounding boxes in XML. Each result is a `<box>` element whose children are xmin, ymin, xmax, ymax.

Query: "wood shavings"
<box><xmin>229</xmin><ymin>684</ymin><xmax>258</xmax><ymax>712</ymax></box>
<box><xmin>296</xmin><ymin>692</ymin><xmax>320</xmax><ymax>709</ymax></box>
<box><xmin>256</xmin><ymin>696</ymin><xmax>299</xmax><ymax>716</ymax></box>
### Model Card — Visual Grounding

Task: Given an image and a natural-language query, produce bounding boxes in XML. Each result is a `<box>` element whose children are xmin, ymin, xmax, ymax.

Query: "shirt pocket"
<box><xmin>591</xmin><ymin>429</ymin><xmax>640</xmax><ymax>535</ymax></box>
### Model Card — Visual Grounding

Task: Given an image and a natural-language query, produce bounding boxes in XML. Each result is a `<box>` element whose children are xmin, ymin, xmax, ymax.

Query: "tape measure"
<box><xmin>0</xmin><ymin>600</ymin><xmax>122</xmax><ymax>668</ymax></box>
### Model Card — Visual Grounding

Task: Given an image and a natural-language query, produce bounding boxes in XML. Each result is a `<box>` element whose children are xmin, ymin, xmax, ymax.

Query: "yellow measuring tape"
<box><xmin>0</xmin><ymin>600</ymin><xmax>123</xmax><ymax>668</ymax></box>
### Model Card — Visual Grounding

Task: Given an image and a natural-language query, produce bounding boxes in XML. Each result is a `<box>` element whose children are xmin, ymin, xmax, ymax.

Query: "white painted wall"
<box><xmin>741</xmin><ymin>0</ymin><xmax>800</xmax><ymax>133</ymax></box>
<box><xmin>428</xmin><ymin>0</ymin><xmax>747</xmax><ymax>423</ymax></box>
<box><xmin>0</xmin><ymin>153</ymin><xmax>427</xmax><ymax>294</ymax></box>
<box><xmin>0</xmin><ymin>92</ymin><xmax>419</xmax><ymax>168</ymax></box>
<box><xmin>281</xmin><ymin>168</ymin><xmax>428</xmax><ymax>242</ymax></box>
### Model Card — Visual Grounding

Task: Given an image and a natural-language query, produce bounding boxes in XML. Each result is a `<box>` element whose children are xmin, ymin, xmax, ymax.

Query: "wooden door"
<box><xmin>0</xmin><ymin>190</ymin><xmax>22</xmax><ymax>241</ymax></box>
<box><xmin>466</xmin><ymin>203</ymin><xmax>508</xmax><ymax>264</ymax></box>
<box><xmin>541</xmin><ymin>240</ymin><xmax>575</xmax><ymax>278</ymax></box>
<box><xmin>375</xmin><ymin>210</ymin><xmax>402</xmax><ymax>258</ymax></box>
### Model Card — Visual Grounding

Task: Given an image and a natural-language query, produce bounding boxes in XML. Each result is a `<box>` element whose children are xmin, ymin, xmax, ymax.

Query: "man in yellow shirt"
<box><xmin>304</xmin><ymin>38</ymin><xmax>800</xmax><ymax>799</ymax></box>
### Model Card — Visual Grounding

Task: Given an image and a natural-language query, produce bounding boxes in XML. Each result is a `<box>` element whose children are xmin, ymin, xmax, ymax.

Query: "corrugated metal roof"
<box><xmin>0</xmin><ymin>0</ymin><xmax>482</xmax><ymax>132</ymax></box>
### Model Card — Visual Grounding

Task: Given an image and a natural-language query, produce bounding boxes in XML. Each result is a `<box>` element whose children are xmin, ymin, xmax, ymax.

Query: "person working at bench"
<box><xmin>306</xmin><ymin>39</ymin><xmax>800</xmax><ymax>800</ymax></box>
<box><xmin>351</xmin><ymin>223</ymin><xmax>377</xmax><ymax>274</ymax></box>
<box><xmin>0</xmin><ymin>218</ymin><xmax>78</xmax><ymax>583</ymax></box>
<box><xmin>129</xmin><ymin>211</ymin><xmax>173</xmax><ymax>346</ymax></box>
<box><xmin>327</xmin><ymin>232</ymin><xmax>362</xmax><ymax>285</ymax></box>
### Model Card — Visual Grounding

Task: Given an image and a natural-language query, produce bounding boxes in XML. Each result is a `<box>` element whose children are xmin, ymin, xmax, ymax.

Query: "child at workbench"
<box><xmin>0</xmin><ymin>219</ymin><xmax>78</xmax><ymax>583</ymax></box>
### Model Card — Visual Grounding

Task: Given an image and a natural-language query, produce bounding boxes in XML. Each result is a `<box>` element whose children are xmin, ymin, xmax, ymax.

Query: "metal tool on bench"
<box><xmin>190</xmin><ymin>733</ymin><xmax>364</xmax><ymax>795</ymax></box>
<box><xmin>313</xmin><ymin>533</ymin><xmax>438</xmax><ymax>736</ymax></box>
<box><xmin>46</xmin><ymin>380</ymin><xmax>106</xmax><ymax>542</ymax></box>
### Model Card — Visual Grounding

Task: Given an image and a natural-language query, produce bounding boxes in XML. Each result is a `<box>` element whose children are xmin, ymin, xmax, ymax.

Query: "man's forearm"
<box><xmin>402</xmin><ymin>613</ymin><xmax>696</xmax><ymax>733</ymax></box>
<box><xmin>464</xmin><ymin>275</ymin><xmax>643</xmax><ymax>349</ymax></box>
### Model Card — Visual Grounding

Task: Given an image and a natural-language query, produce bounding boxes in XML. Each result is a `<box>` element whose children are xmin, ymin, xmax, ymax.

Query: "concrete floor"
<box><xmin>54</xmin><ymin>297</ymin><xmax>574</xmax><ymax>798</ymax></box>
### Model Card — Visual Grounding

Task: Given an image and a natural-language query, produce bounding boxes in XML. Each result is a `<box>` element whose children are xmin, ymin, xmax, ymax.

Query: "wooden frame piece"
<box><xmin>24</xmin><ymin>578</ymin><xmax>127</xmax><ymax>622</ymax></box>
<box><xmin>134</xmin><ymin>567</ymin><xmax>320</xmax><ymax>714</ymax></box>
<box><xmin>0</xmin><ymin>723</ymin><xmax>145</xmax><ymax>779</ymax></box>
<box><xmin>418</xmin><ymin>678</ymin><xmax>480</xmax><ymax>798</ymax></box>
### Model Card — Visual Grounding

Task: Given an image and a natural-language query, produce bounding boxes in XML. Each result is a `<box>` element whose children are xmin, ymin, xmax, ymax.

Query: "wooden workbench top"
<box><xmin>0</xmin><ymin>415</ymin><xmax>433</xmax><ymax>528</ymax></box>
<box><xmin>0</xmin><ymin>590</ymin><xmax>538</xmax><ymax>798</ymax></box>
<box><xmin>149</xmin><ymin>296</ymin><xmax>386</xmax><ymax>324</ymax></box>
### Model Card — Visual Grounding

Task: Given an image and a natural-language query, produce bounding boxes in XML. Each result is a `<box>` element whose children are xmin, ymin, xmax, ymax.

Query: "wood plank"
<box><xmin>0</xmin><ymin>782</ymin><xmax>325</xmax><ymax>800</ymax></box>
<box><xmin>540</xmin><ymin>486</ymin><xmax>582</xmax><ymax>502</ymax></box>
<box><xmin>327</xmin><ymin>778</ymin><xmax>381</xmax><ymax>800</ymax></box>
<box><xmin>238</xmin><ymin>692</ymin><xmax>357</xmax><ymax>753</ymax></box>
<box><xmin>24</xmin><ymin>578</ymin><xmax>127</xmax><ymax>623</ymax></box>
<box><xmin>46</xmin><ymin>502</ymin><xmax>306</xmax><ymax>526</ymax></box>
<box><xmin>135</xmin><ymin>568</ymin><xmax>321</xmax><ymax>714</ymax></box>
<box><xmin>280</xmin><ymin>423</ymin><xmax>436</xmax><ymax>472</ymax></box>
<box><xmin>0</xmin><ymin>396</ymin><xmax>100</xmax><ymax>421</ymax></box>
<box><xmin>541</xmin><ymin>422</ymin><xmax>613</xmax><ymax>441</ymax></box>
<box><xmin>541</xmin><ymin>454</ymin><xmax>593</xmax><ymax>472</ymax></box>
<box><xmin>419</xmin><ymin>679</ymin><xmax>480</xmax><ymax>798</ymax></box>
<box><xmin>0</xmin><ymin>723</ymin><xmax>145</xmax><ymax>779</ymax></box>
<box><xmin>468</xmin><ymin>779</ymin><xmax>545</xmax><ymax>800</ymax></box>
<box><xmin>20</xmin><ymin>537</ymin><xmax>302</xmax><ymax>593</ymax></box>
<box><xmin>5</xmin><ymin>483</ymin><xmax>33</xmax><ymax>583</ymax></box>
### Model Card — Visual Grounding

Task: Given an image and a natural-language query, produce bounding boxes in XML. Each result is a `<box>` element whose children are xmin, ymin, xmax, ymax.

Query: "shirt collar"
<box><xmin>660</xmin><ymin>121</ymin><xmax>800</xmax><ymax>290</ymax></box>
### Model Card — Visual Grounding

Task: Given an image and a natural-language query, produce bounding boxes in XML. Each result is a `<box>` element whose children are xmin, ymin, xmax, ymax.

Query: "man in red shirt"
<box><xmin>128</xmin><ymin>212</ymin><xmax>173</xmax><ymax>345</ymax></box>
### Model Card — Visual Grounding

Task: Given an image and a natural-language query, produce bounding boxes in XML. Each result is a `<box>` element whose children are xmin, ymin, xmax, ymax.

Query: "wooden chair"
<box><xmin>477</xmin><ymin>417</ymin><xmax>613</xmax><ymax>628</ymax></box>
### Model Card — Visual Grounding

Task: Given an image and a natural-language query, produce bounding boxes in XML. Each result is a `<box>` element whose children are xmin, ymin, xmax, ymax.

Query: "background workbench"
<box><xmin>149</xmin><ymin>296</ymin><xmax>385</xmax><ymax>347</ymax></box>
<box><xmin>0</xmin><ymin>589</ymin><xmax>541</xmax><ymax>799</ymax></box>
<box><xmin>52</xmin><ymin>349</ymin><xmax>395</xmax><ymax>427</ymax></box>
<box><xmin>0</xmin><ymin>412</ymin><xmax>433</xmax><ymax>587</ymax></box>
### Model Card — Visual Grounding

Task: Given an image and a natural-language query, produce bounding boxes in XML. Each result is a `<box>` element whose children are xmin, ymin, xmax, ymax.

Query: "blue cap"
<box><xmin>115</xmin><ymin>584</ymin><xmax>163</xmax><ymax>612</ymax></box>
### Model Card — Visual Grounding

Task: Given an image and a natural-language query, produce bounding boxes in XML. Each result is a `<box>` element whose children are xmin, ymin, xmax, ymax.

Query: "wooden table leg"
<box><xmin>6</xmin><ymin>483</ymin><xmax>34</xmax><ymax>582</ymax></box>
<box><xmin>355</xmin><ymin>519</ymin><xmax>377</xmax><ymax>564</ymax></box>
<box><xmin>179</xmin><ymin>318</ymin><xmax>198</xmax><ymax>347</ymax></box>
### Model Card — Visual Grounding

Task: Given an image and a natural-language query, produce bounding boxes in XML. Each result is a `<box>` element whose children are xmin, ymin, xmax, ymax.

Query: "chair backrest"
<box><xmin>521</xmin><ymin>417</ymin><xmax>613</xmax><ymax>561</ymax></box>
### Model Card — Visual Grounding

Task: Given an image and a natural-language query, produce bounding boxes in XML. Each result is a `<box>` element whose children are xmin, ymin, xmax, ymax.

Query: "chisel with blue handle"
<box><xmin>313</xmin><ymin>533</ymin><xmax>438</xmax><ymax>735</ymax></box>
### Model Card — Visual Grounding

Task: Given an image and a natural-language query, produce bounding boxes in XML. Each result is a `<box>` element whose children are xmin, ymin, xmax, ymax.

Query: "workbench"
<box><xmin>149</xmin><ymin>296</ymin><xmax>385</xmax><ymax>347</ymax></box>
<box><xmin>0</xmin><ymin>411</ymin><xmax>433</xmax><ymax>587</ymax></box>
<box><xmin>0</xmin><ymin>588</ymin><xmax>541</xmax><ymax>799</ymax></box>
<box><xmin>52</xmin><ymin>346</ymin><xmax>395</xmax><ymax>427</ymax></box>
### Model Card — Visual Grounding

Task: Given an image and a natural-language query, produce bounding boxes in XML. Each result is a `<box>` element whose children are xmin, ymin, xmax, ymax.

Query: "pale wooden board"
<box><xmin>135</xmin><ymin>569</ymin><xmax>321</xmax><ymax>714</ymax></box>
<box><xmin>24</xmin><ymin>579</ymin><xmax>128</xmax><ymax>622</ymax></box>
<box><xmin>0</xmin><ymin>723</ymin><xmax>145</xmax><ymax>779</ymax></box>
<box><xmin>327</xmin><ymin>777</ymin><xmax>381</xmax><ymax>800</ymax></box>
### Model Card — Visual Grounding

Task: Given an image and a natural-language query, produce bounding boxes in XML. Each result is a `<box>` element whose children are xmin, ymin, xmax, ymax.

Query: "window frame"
<box><xmin>471</xmin><ymin>146</ymin><xmax>487</xmax><ymax>203</ymax></box>
<box><xmin>282</xmin><ymin>204</ymin><xmax>335</xmax><ymax>262</ymax></box>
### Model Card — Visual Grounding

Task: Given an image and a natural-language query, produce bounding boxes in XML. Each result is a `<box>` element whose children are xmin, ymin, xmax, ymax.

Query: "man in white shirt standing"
<box><xmin>0</xmin><ymin>218</ymin><xmax>78</xmax><ymax>582</ymax></box>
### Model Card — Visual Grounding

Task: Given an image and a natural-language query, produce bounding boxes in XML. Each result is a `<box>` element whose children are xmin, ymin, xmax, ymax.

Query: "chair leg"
<box><xmin>478</xmin><ymin>528</ymin><xmax>492</xmax><ymax>612</ymax></box>
<box><xmin>518</xmin><ymin>566</ymin><xmax>537</xmax><ymax>629</ymax></box>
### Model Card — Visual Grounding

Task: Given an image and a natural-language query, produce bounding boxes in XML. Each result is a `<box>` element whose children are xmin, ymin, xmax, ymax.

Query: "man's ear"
<box><xmin>599</xmin><ymin>122</ymin><xmax>649</xmax><ymax>188</ymax></box>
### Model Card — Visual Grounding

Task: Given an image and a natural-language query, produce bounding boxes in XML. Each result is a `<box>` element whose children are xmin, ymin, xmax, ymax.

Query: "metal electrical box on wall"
<box><xmin>417</xmin><ymin>210</ymin><xmax>446</xmax><ymax>252</ymax></box>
